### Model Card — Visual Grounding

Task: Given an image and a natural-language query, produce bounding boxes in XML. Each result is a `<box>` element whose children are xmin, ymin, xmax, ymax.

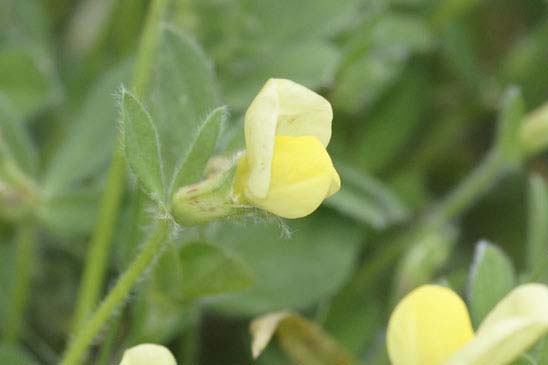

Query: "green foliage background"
<box><xmin>0</xmin><ymin>0</ymin><xmax>547</xmax><ymax>364</ymax></box>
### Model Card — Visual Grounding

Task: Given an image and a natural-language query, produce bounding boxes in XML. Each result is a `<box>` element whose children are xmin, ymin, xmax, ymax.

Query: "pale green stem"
<box><xmin>61</xmin><ymin>219</ymin><xmax>171</xmax><ymax>365</ymax></box>
<box><xmin>72</xmin><ymin>151</ymin><xmax>126</xmax><ymax>329</ymax></box>
<box><xmin>71</xmin><ymin>0</ymin><xmax>168</xmax><ymax>329</ymax></box>
<box><xmin>339</xmin><ymin>89</ymin><xmax>524</xmax><ymax>302</ymax></box>
<box><xmin>3</xmin><ymin>223</ymin><xmax>36</xmax><ymax>343</ymax></box>
<box><xmin>425</xmin><ymin>151</ymin><xmax>505</xmax><ymax>228</ymax></box>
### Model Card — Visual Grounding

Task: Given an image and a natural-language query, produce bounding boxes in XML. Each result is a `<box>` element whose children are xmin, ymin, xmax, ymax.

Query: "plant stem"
<box><xmin>95</xmin><ymin>315</ymin><xmax>122</xmax><ymax>365</ymax></box>
<box><xmin>3</xmin><ymin>223</ymin><xmax>36</xmax><ymax>343</ymax></box>
<box><xmin>426</xmin><ymin>151</ymin><xmax>505</xmax><ymax>228</ymax></box>
<box><xmin>61</xmin><ymin>219</ymin><xmax>171</xmax><ymax>365</ymax></box>
<box><xmin>71</xmin><ymin>0</ymin><xmax>168</xmax><ymax>329</ymax></box>
<box><xmin>521</xmin><ymin>101</ymin><xmax>548</xmax><ymax>156</ymax></box>
<box><xmin>72</xmin><ymin>151</ymin><xmax>126</xmax><ymax>329</ymax></box>
<box><xmin>327</xmin><ymin>89</ymin><xmax>524</xmax><ymax>322</ymax></box>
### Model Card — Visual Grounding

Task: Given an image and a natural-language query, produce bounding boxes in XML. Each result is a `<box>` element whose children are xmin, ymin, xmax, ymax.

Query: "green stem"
<box><xmin>3</xmin><ymin>223</ymin><xmax>36</xmax><ymax>343</ymax></box>
<box><xmin>521</xmin><ymin>101</ymin><xmax>548</xmax><ymax>156</ymax></box>
<box><xmin>328</xmin><ymin>89</ymin><xmax>523</xmax><ymax>318</ymax></box>
<box><xmin>61</xmin><ymin>219</ymin><xmax>171</xmax><ymax>365</ymax></box>
<box><xmin>426</xmin><ymin>151</ymin><xmax>504</xmax><ymax>228</ymax></box>
<box><xmin>72</xmin><ymin>151</ymin><xmax>126</xmax><ymax>329</ymax></box>
<box><xmin>95</xmin><ymin>316</ymin><xmax>122</xmax><ymax>365</ymax></box>
<box><xmin>71</xmin><ymin>0</ymin><xmax>168</xmax><ymax>329</ymax></box>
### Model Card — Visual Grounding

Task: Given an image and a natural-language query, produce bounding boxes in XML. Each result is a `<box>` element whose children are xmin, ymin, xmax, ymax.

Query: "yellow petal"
<box><xmin>244</xmin><ymin>78</ymin><xmax>333</xmax><ymax>198</ymax></box>
<box><xmin>445</xmin><ymin>283</ymin><xmax>548</xmax><ymax>365</ymax></box>
<box><xmin>387</xmin><ymin>285</ymin><xmax>474</xmax><ymax>365</ymax></box>
<box><xmin>120</xmin><ymin>344</ymin><xmax>176</xmax><ymax>365</ymax></box>
<box><xmin>235</xmin><ymin>135</ymin><xmax>340</xmax><ymax>219</ymax></box>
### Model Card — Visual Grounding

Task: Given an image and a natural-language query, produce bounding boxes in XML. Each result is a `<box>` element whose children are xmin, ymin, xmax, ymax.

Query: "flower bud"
<box><xmin>235</xmin><ymin>135</ymin><xmax>339</xmax><ymax>218</ymax></box>
<box><xmin>236</xmin><ymin>78</ymin><xmax>339</xmax><ymax>218</ymax></box>
<box><xmin>120</xmin><ymin>344</ymin><xmax>176</xmax><ymax>365</ymax></box>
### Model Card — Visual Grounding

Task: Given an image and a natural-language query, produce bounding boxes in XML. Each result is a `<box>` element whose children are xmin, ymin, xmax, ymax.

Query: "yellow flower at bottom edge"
<box><xmin>120</xmin><ymin>344</ymin><xmax>176</xmax><ymax>365</ymax></box>
<box><xmin>235</xmin><ymin>135</ymin><xmax>340</xmax><ymax>219</ymax></box>
<box><xmin>387</xmin><ymin>283</ymin><xmax>548</xmax><ymax>365</ymax></box>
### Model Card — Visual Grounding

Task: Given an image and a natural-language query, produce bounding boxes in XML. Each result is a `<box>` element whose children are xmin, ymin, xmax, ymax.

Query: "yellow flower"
<box><xmin>235</xmin><ymin>78</ymin><xmax>340</xmax><ymax>219</ymax></box>
<box><xmin>120</xmin><ymin>344</ymin><xmax>176</xmax><ymax>365</ymax></box>
<box><xmin>387</xmin><ymin>283</ymin><xmax>548</xmax><ymax>365</ymax></box>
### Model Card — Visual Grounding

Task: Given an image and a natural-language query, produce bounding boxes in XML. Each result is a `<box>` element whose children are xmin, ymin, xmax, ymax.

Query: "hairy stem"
<box><xmin>61</xmin><ymin>219</ymin><xmax>170</xmax><ymax>365</ymax></box>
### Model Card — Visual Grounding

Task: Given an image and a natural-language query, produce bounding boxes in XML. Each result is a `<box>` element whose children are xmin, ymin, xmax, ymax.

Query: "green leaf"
<box><xmin>250</xmin><ymin>311</ymin><xmax>360</xmax><ymax>365</ymax></box>
<box><xmin>121</xmin><ymin>90</ymin><xmax>165</xmax><ymax>200</ymax></box>
<box><xmin>43</xmin><ymin>62</ymin><xmax>130</xmax><ymax>193</ymax></box>
<box><xmin>527</xmin><ymin>175</ymin><xmax>548</xmax><ymax>283</ymax></box>
<box><xmin>0</xmin><ymin>344</ymin><xmax>37</xmax><ymax>365</ymax></box>
<box><xmin>0</xmin><ymin>47</ymin><xmax>54</xmax><ymax>116</ymax></box>
<box><xmin>324</xmin><ymin>163</ymin><xmax>408</xmax><ymax>229</ymax></box>
<box><xmin>224</xmin><ymin>41</ymin><xmax>338</xmax><ymax>110</ymax></box>
<box><xmin>132</xmin><ymin>286</ymin><xmax>195</xmax><ymax>344</ymax></box>
<box><xmin>353</xmin><ymin>67</ymin><xmax>428</xmax><ymax>173</ymax></box>
<box><xmin>439</xmin><ymin>23</ymin><xmax>486</xmax><ymax>97</ymax></box>
<box><xmin>149</xmin><ymin>27</ymin><xmax>220</xmax><ymax>175</ymax></box>
<box><xmin>210</xmin><ymin>212</ymin><xmax>363</xmax><ymax>316</ymax></box>
<box><xmin>169</xmin><ymin>106</ymin><xmax>227</xmax><ymax>194</ymax></box>
<box><xmin>189</xmin><ymin>0</ymin><xmax>352</xmax><ymax>110</ymax></box>
<box><xmin>0</xmin><ymin>96</ymin><xmax>37</xmax><ymax>176</ymax></box>
<box><xmin>321</xmin><ymin>296</ymin><xmax>382</xmax><ymax>355</ymax></box>
<box><xmin>468</xmin><ymin>241</ymin><xmax>516</xmax><ymax>327</ymax></box>
<box><xmin>37</xmin><ymin>187</ymin><xmax>100</xmax><ymax>235</ymax></box>
<box><xmin>332</xmin><ymin>14</ymin><xmax>433</xmax><ymax>113</ymax></box>
<box><xmin>179</xmin><ymin>242</ymin><xmax>254</xmax><ymax>300</ymax></box>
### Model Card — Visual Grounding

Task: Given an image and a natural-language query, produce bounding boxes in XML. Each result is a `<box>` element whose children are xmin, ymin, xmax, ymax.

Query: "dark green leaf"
<box><xmin>210</xmin><ymin>213</ymin><xmax>363</xmax><ymax>315</ymax></box>
<box><xmin>179</xmin><ymin>242</ymin><xmax>254</xmax><ymax>300</ymax></box>
<box><xmin>353</xmin><ymin>68</ymin><xmax>428</xmax><ymax>173</ymax></box>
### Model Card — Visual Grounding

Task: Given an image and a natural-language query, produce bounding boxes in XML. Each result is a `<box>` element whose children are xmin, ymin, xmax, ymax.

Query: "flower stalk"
<box><xmin>61</xmin><ymin>219</ymin><xmax>171</xmax><ymax>365</ymax></box>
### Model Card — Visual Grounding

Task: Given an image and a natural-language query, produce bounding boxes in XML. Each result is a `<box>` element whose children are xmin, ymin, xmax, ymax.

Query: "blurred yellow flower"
<box><xmin>387</xmin><ymin>283</ymin><xmax>548</xmax><ymax>365</ymax></box>
<box><xmin>120</xmin><ymin>344</ymin><xmax>176</xmax><ymax>365</ymax></box>
<box><xmin>235</xmin><ymin>78</ymin><xmax>340</xmax><ymax>218</ymax></box>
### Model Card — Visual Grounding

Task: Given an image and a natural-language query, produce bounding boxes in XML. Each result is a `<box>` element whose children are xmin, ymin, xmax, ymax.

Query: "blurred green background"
<box><xmin>0</xmin><ymin>0</ymin><xmax>547</xmax><ymax>364</ymax></box>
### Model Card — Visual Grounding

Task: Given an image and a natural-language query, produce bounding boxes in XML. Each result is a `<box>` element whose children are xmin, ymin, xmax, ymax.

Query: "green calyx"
<box><xmin>171</xmin><ymin>164</ymin><xmax>246</xmax><ymax>226</ymax></box>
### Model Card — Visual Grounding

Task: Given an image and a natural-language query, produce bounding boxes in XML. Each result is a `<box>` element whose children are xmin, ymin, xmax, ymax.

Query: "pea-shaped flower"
<box><xmin>234</xmin><ymin>78</ymin><xmax>340</xmax><ymax>218</ymax></box>
<box><xmin>120</xmin><ymin>344</ymin><xmax>176</xmax><ymax>365</ymax></box>
<box><xmin>387</xmin><ymin>283</ymin><xmax>548</xmax><ymax>365</ymax></box>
